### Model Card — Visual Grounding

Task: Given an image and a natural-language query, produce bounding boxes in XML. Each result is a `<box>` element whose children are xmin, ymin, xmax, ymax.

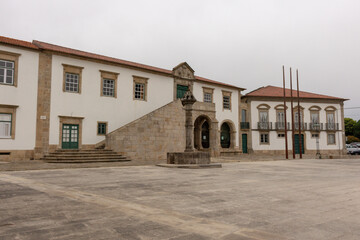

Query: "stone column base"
<box><xmin>167</xmin><ymin>152</ymin><xmax>210</xmax><ymax>164</ymax></box>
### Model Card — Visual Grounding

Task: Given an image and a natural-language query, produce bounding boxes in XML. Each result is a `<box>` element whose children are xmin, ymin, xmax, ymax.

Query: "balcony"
<box><xmin>294</xmin><ymin>122</ymin><xmax>307</xmax><ymax>131</ymax></box>
<box><xmin>325</xmin><ymin>123</ymin><xmax>339</xmax><ymax>131</ymax></box>
<box><xmin>240</xmin><ymin>122</ymin><xmax>250</xmax><ymax>130</ymax></box>
<box><xmin>309</xmin><ymin>123</ymin><xmax>323</xmax><ymax>131</ymax></box>
<box><xmin>275</xmin><ymin>122</ymin><xmax>290</xmax><ymax>131</ymax></box>
<box><xmin>257</xmin><ymin>122</ymin><xmax>272</xmax><ymax>130</ymax></box>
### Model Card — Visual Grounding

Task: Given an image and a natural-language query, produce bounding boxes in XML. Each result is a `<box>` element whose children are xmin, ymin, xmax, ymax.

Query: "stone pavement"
<box><xmin>1</xmin><ymin>159</ymin><xmax>360</xmax><ymax>239</ymax></box>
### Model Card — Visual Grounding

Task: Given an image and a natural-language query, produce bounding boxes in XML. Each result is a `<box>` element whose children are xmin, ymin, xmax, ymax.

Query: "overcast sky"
<box><xmin>1</xmin><ymin>0</ymin><xmax>359</xmax><ymax>119</ymax></box>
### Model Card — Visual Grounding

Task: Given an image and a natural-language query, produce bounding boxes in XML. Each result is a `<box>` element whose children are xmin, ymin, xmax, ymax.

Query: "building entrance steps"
<box><xmin>41</xmin><ymin>149</ymin><xmax>131</xmax><ymax>163</ymax></box>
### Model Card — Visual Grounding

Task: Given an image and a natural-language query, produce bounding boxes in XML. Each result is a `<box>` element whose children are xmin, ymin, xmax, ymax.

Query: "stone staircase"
<box><xmin>41</xmin><ymin>149</ymin><xmax>131</xmax><ymax>163</ymax></box>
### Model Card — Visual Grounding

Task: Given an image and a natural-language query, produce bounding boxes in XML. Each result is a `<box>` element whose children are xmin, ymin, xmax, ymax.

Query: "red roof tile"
<box><xmin>32</xmin><ymin>40</ymin><xmax>243</xmax><ymax>90</ymax></box>
<box><xmin>245</xmin><ymin>85</ymin><xmax>346</xmax><ymax>100</ymax></box>
<box><xmin>0</xmin><ymin>36</ymin><xmax>38</xmax><ymax>49</ymax></box>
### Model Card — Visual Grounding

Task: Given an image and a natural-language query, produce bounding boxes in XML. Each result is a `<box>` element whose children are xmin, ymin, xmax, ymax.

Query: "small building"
<box><xmin>240</xmin><ymin>86</ymin><xmax>347</xmax><ymax>155</ymax></box>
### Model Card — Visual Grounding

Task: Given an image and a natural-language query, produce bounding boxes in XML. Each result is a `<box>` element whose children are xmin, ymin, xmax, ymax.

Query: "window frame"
<box><xmin>133</xmin><ymin>75</ymin><xmax>148</xmax><ymax>101</ymax></box>
<box><xmin>222</xmin><ymin>90</ymin><xmax>232</xmax><ymax>111</ymax></box>
<box><xmin>97</xmin><ymin>121</ymin><xmax>108</xmax><ymax>136</ymax></box>
<box><xmin>327</xmin><ymin>133</ymin><xmax>336</xmax><ymax>145</ymax></box>
<box><xmin>62</xmin><ymin>64</ymin><xmax>84</xmax><ymax>94</ymax></box>
<box><xmin>260</xmin><ymin>132</ymin><xmax>270</xmax><ymax>144</ymax></box>
<box><xmin>0</xmin><ymin>104</ymin><xmax>18</xmax><ymax>139</ymax></box>
<box><xmin>0</xmin><ymin>50</ymin><xmax>20</xmax><ymax>87</ymax></box>
<box><xmin>100</xmin><ymin>70</ymin><xmax>119</xmax><ymax>98</ymax></box>
<box><xmin>202</xmin><ymin>87</ymin><xmax>214</xmax><ymax>103</ymax></box>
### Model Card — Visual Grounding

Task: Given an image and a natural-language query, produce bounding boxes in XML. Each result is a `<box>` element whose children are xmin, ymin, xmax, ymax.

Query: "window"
<box><xmin>133</xmin><ymin>76</ymin><xmax>148</xmax><ymax>101</ymax></box>
<box><xmin>102</xmin><ymin>79</ymin><xmax>115</xmax><ymax>96</ymax></box>
<box><xmin>65</xmin><ymin>73</ymin><xmax>79</xmax><ymax>92</ymax></box>
<box><xmin>312</xmin><ymin>133</ymin><xmax>319</xmax><ymax>138</ymax></box>
<box><xmin>62</xmin><ymin>64</ymin><xmax>83</xmax><ymax>93</ymax></box>
<box><xmin>97</xmin><ymin>122</ymin><xmax>107</xmax><ymax>135</ymax></box>
<box><xmin>328</xmin><ymin>133</ymin><xmax>335</xmax><ymax>144</ymax></box>
<box><xmin>0</xmin><ymin>114</ymin><xmax>11</xmax><ymax>138</ymax></box>
<box><xmin>241</xmin><ymin>109</ymin><xmax>247</xmax><ymax>122</ymax></box>
<box><xmin>0</xmin><ymin>50</ymin><xmax>20</xmax><ymax>87</ymax></box>
<box><xmin>0</xmin><ymin>104</ymin><xmax>17</xmax><ymax>139</ymax></box>
<box><xmin>176</xmin><ymin>84</ymin><xmax>188</xmax><ymax>99</ymax></box>
<box><xmin>100</xmin><ymin>70</ymin><xmax>118</xmax><ymax>98</ymax></box>
<box><xmin>278</xmin><ymin>133</ymin><xmax>285</xmax><ymax>138</ymax></box>
<box><xmin>0</xmin><ymin>60</ymin><xmax>14</xmax><ymax>85</ymax></box>
<box><xmin>260</xmin><ymin>133</ymin><xmax>269</xmax><ymax>144</ymax></box>
<box><xmin>135</xmin><ymin>83</ymin><xmax>145</xmax><ymax>100</ymax></box>
<box><xmin>222</xmin><ymin>91</ymin><xmax>232</xmax><ymax>110</ymax></box>
<box><xmin>203</xmin><ymin>87</ymin><xmax>214</xmax><ymax>103</ymax></box>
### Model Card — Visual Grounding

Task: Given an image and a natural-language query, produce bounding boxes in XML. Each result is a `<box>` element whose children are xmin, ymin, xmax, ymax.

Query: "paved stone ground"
<box><xmin>1</xmin><ymin>158</ymin><xmax>360</xmax><ymax>239</ymax></box>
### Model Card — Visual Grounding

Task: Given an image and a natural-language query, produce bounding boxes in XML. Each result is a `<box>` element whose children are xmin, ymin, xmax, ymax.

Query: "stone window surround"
<box><xmin>309</xmin><ymin>105</ymin><xmax>321</xmax><ymax>124</ymax></box>
<box><xmin>100</xmin><ymin>70</ymin><xmax>119</xmax><ymax>98</ymax></box>
<box><xmin>202</xmin><ymin>87</ymin><xmax>214</xmax><ymax>103</ymax></box>
<box><xmin>62</xmin><ymin>64</ymin><xmax>84</xmax><ymax>94</ymax></box>
<box><xmin>173</xmin><ymin>78</ymin><xmax>193</xmax><ymax>101</ymax></box>
<box><xmin>97</xmin><ymin>121</ymin><xmax>108</xmax><ymax>136</ymax></box>
<box><xmin>222</xmin><ymin>90</ymin><xmax>232</xmax><ymax>111</ymax></box>
<box><xmin>58</xmin><ymin>116</ymin><xmax>83</xmax><ymax>149</ymax></box>
<box><xmin>325</xmin><ymin>106</ymin><xmax>336</xmax><ymax>125</ymax></box>
<box><xmin>0</xmin><ymin>104</ymin><xmax>18</xmax><ymax>139</ymax></box>
<box><xmin>133</xmin><ymin>75</ymin><xmax>148</xmax><ymax>101</ymax></box>
<box><xmin>0</xmin><ymin>50</ymin><xmax>20</xmax><ymax>87</ymax></box>
<box><xmin>257</xmin><ymin>104</ymin><xmax>270</xmax><ymax>123</ymax></box>
<box><xmin>327</xmin><ymin>132</ymin><xmax>336</xmax><ymax>145</ymax></box>
<box><xmin>293</xmin><ymin>106</ymin><xmax>305</xmax><ymax>123</ymax></box>
<box><xmin>259</xmin><ymin>132</ymin><xmax>270</xmax><ymax>145</ymax></box>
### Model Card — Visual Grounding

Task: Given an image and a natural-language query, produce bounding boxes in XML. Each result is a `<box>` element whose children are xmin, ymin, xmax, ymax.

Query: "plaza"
<box><xmin>1</xmin><ymin>158</ymin><xmax>360</xmax><ymax>239</ymax></box>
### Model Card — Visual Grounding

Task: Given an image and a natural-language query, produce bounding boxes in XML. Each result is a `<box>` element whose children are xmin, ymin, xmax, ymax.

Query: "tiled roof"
<box><xmin>32</xmin><ymin>40</ymin><xmax>243</xmax><ymax>90</ymax></box>
<box><xmin>245</xmin><ymin>85</ymin><xmax>346</xmax><ymax>100</ymax></box>
<box><xmin>0</xmin><ymin>36</ymin><xmax>38</xmax><ymax>49</ymax></box>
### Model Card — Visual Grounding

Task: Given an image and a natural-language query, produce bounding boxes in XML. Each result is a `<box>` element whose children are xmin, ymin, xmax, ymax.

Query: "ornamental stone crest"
<box><xmin>172</xmin><ymin>62</ymin><xmax>195</xmax><ymax>80</ymax></box>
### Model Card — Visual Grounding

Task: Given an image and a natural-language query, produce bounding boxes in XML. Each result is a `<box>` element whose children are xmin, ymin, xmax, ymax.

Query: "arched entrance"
<box><xmin>220</xmin><ymin>122</ymin><xmax>231</xmax><ymax>148</ymax></box>
<box><xmin>194</xmin><ymin>115</ymin><xmax>211</xmax><ymax>150</ymax></box>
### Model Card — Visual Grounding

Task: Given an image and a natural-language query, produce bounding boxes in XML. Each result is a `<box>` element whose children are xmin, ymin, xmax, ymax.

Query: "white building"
<box><xmin>0</xmin><ymin>36</ymin><xmax>244</xmax><ymax>161</ymax></box>
<box><xmin>240</xmin><ymin>86</ymin><xmax>347</xmax><ymax>156</ymax></box>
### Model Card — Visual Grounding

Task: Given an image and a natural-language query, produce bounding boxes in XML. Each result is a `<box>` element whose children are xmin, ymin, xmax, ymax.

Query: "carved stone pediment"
<box><xmin>173</xmin><ymin>62</ymin><xmax>195</xmax><ymax>80</ymax></box>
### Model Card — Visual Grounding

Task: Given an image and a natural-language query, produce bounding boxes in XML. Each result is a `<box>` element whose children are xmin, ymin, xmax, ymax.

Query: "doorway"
<box><xmin>294</xmin><ymin>134</ymin><xmax>304</xmax><ymax>154</ymax></box>
<box><xmin>242</xmin><ymin>134</ymin><xmax>248</xmax><ymax>153</ymax></box>
<box><xmin>62</xmin><ymin>124</ymin><xmax>79</xmax><ymax>149</ymax></box>
<box><xmin>220</xmin><ymin>122</ymin><xmax>231</xmax><ymax>148</ymax></box>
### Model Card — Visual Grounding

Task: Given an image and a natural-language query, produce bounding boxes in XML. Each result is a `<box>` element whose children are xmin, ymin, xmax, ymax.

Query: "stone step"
<box><xmin>44</xmin><ymin>158</ymin><xmax>131</xmax><ymax>163</ymax></box>
<box><xmin>45</xmin><ymin>153</ymin><xmax>124</xmax><ymax>157</ymax></box>
<box><xmin>42</xmin><ymin>155</ymin><xmax>128</xmax><ymax>160</ymax></box>
<box><xmin>54</xmin><ymin>149</ymin><xmax>113</xmax><ymax>153</ymax></box>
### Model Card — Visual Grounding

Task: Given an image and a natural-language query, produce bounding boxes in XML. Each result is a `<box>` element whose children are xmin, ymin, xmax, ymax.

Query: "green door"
<box><xmin>62</xmin><ymin>124</ymin><xmax>79</xmax><ymax>149</ymax></box>
<box><xmin>294</xmin><ymin>134</ymin><xmax>304</xmax><ymax>154</ymax></box>
<box><xmin>242</xmin><ymin>134</ymin><xmax>248</xmax><ymax>153</ymax></box>
<box><xmin>176</xmin><ymin>85</ymin><xmax>188</xmax><ymax>99</ymax></box>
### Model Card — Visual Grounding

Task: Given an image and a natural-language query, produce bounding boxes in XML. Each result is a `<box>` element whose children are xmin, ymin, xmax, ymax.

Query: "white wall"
<box><xmin>0</xmin><ymin>45</ymin><xmax>39</xmax><ymax>150</ymax></box>
<box><xmin>49</xmin><ymin>55</ymin><xmax>174</xmax><ymax>145</ymax></box>
<box><xmin>250</xmin><ymin>100</ymin><xmax>343</xmax><ymax>151</ymax></box>
<box><xmin>193</xmin><ymin>82</ymin><xmax>240</xmax><ymax>147</ymax></box>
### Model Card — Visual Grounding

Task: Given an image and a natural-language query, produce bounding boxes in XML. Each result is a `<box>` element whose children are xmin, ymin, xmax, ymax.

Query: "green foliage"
<box><xmin>344</xmin><ymin>118</ymin><xmax>356</xmax><ymax>136</ymax></box>
<box><xmin>346</xmin><ymin>135</ymin><xmax>360</xmax><ymax>144</ymax></box>
<box><xmin>354</xmin><ymin>120</ymin><xmax>360</xmax><ymax>139</ymax></box>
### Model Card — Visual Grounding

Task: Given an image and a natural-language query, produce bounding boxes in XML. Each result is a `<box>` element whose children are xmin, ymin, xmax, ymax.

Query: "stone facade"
<box><xmin>106</xmin><ymin>100</ymin><xmax>186</xmax><ymax>161</ymax></box>
<box><xmin>34</xmin><ymin>52</ymin><xmax>52</xmax><ymax>159</ymax></box>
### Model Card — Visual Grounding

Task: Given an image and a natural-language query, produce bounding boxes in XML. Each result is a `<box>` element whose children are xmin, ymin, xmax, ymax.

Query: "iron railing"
<box><xmin>257</xmin><ymin>122</ymin><xmax>272</xmax><ymax>130</ymax></box>
<box><xmin>325</xmin><ymin>123</ymin><xmax>339</xmax><ymax>131</ymax></box>
<box><xmin>240</xmin><ymin>122</ymin><xmax>250</xmax><ymax>129</ymax></box>
<box><xmin>309</xmin><ymin>123</ymin><xmax>323</xmax><ymax>131</ymax></box>
<box><xmin>275</xmin><ymin>122</ymin><xmax>290</xmax><ymax>130</ymax></box>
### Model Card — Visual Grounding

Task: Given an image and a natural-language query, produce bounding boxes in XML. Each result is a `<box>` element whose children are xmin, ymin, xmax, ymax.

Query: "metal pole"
<box><xmin>296</xmin><ymin>69</ymin><xmax>303</xmax><ymax>159</ymax></box>
<box><xmin>290</xmin><ymin>68</ymin><xmax>295</xmax><ymax>159</ymax></box>
<box><xmin>282</xmin><ymin>66</ymin><xmax>288</xmax><ymax>159</ymax></box>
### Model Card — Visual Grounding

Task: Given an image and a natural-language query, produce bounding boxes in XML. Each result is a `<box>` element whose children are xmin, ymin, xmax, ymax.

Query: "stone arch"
<box><xmin>220</xmin><ymin>119</ymin><xmax>236</xmax><ymax>149</ymax></box>
<box><xmin>257</xmin><ymin>104</ymin><xmax>271</xmax><ymax>110</ymax></box>
<box><xmin>194</xmin><ymin>115</ymin><xmax>212</xmax><ymax>150</ymax></box>
<box><xmin>275</xmin><ymin>104</ymin><xmax>288</xmax><ymax>110</ymax></box>
<box><xmin>325</xmin><ymin>106</ymin><xmax>337</xmax><ymax>111</ymax></box>
<box><xmin>308</xmin><ymin>105</ymin><xmax>321</xmax><ymax>111</ymax></box>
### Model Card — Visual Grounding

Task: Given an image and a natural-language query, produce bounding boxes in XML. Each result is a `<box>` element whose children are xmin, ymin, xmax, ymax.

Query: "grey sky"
<box><xmin>1</xmin><ymin>0</ymin><xmax>359</xmax><ymax>119</ymax></box>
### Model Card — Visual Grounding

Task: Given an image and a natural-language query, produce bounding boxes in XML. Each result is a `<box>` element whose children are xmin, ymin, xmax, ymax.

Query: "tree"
<box><xmin>347</xmin><ymin>136</ymin><xmax>360</xmax><ymax>144</ymax></box>
<box><xmin>344</xmin><ymin>118</ymin><xmax>357</xmax><ymax>136</ymax></box>
<box><xmin>354</xmin><ymin>120</ymin><xmax>360</xmax><ymax>139</ymax></box>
